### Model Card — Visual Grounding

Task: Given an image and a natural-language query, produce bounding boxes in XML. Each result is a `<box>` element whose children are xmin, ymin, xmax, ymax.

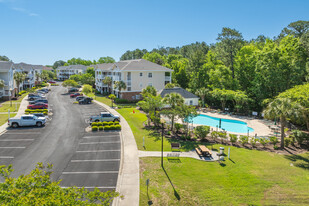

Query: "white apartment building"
<box><xmin>56</xmin><ymin>65</ymin><xmax>87</xmax><ymax>80</ymax></box>
<box><xmin>94</xmin><ymin>59</ymin><xmax>172</xmax><ymax>100</ymax></box>
<box><xmin>0</xmin><ymin>61</ymin><xmax>15</xmax><ymax>100</ymax></box>
<box><xmin>14</xmin><ymin>63</ymin><xmax>43</xmax><ymax>89</ymax></box>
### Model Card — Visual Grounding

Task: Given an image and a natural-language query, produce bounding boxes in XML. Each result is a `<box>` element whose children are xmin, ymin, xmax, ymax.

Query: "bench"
<box><xmin>195</xmin><ymin>148</ymin><xmax>202</xmax><ymax>156</ymax></box>
<box><xmin>171</xmin><ymin>143</ymin><xmax>181</xmax><ymax>151</ymax></box>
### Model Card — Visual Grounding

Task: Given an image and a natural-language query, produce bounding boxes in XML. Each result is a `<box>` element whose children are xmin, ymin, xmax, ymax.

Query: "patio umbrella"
<box><xmin>219</xmin><ymin>118</ymin><xmax>222</xmax><ymax>129</ymax></box>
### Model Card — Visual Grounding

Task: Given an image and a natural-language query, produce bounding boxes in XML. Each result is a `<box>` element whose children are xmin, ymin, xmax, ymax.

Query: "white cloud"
<box><xmin>12</xmin><ymin>7</ymin><xmax>39</xmax><ymax>17</ymax></box>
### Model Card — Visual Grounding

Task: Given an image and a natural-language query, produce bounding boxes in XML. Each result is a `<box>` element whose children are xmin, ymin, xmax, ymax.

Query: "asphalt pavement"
<box><xmin>0</xmin><ymin>86</ymin><xmax>120</xmax><ymax>192</ymax></box>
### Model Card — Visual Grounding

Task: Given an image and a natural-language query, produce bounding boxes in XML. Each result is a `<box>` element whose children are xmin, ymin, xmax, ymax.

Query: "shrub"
<box><xmin>218</xmin><ymin>132</ymin><xmax>227</xmax><ymax>143</ymax></box>
<box><xmin>115</xmin><ymin>98</ymin><xmax>129</xmax><ymax>104</ymax></box>
<box><xmin>174</xmin><ymin>123</ymin><xmax>183</xmax><ymax>133</ymax></box>
<box><xmin>259</xmin><ymin>138</ymin><xmax>269</xmax><ymax>147</ymax></box>
<box><xmin>167</xmin><ymin>131</ymin><xmax>171</xmax><ymax>135</ymax></box>
<box><xmin>284</xmin><ymin>138</ymin><xmax>292</xmax><ymax>147</ymax></box>
<box><xmin>229</xmin><ymin>134</ymin><xmax>237</xmax><ymax>144</ymax></box>
<box><xmin>104</xmin><ymin>126</ymin><xmax>110</xmax><ymax>130</ymax></box>
<box><xmin>292</xmin><ymin>130</ymin><xmax>307</xmax><ymax>145</ymax></box>
<box><xmin>239</xmin><ymin>135</ymin><xmax>249</xmax><ymax>146</ymax></box>
<box><xmin>115</xmin><ymin>125</ymin><xmax>121</xmax><ymax>130</ymax></box>
<box><xmin>211</xmin><ymin>131</ymin><xmax>219</xmax><ymax>140</ymax></box>
<box><xmin>25</xmin><ymin>109</ymin><xmax>31</xmax><ymax>112</ymax></box>
<box><xmin>194</xmin><ymin>126</ymin><xmax>210</xmax><ymax>140</ymax></box>
<box><xmin>97</xmin><ymin>122</ymin><xmax>103</xmax><ymax>126</ymax></box>
<box><xmin>108</xmin><ymin>121</ymin><xmax>114</xmax><ymax>126</ymax></box>
<box><xmin>114</xmin><ymin>121</ymin><xmax>120</xmax><ymax>125</ymax></box>
<box><xmin>102</xmin><ymin>122</ymin><xmax>109</xmax><ymax>126</ymax></box>
<box><xmin>250</xmin><ymin>137</ymin><xmax>258</xmax><ymax>148</ymax></box>
<box><xmin>91</xmin><ymin>122</ymin><xmax>98</xmax><ymax>127</ymax></box>
<box><xmin>92</xmin><ymin>126</ymin><xmax>98</xmax><ymax>131</ymax></box>
<box><xmin>274</xmin><ymin>145</ymin><xmax>279</xmax><ymax>150</ymax></box>
<box><xmin>269</xmin><ymin>136</ymin><xmax>279</xmax><ymax>146</ymax></box>
<box><xmin>43</xmin><ymin>112</ymin><xmax>48</xmax><ymax>115</ymax></box>
<box><xmin>109</xmin><ymin>125</ymin><xmax>116</xmax><ymax>130</ymax></box>
<box><xmin>99</xmin><ymin>126</ymin><xmax>103</xmax><ymax>130</ymax></box>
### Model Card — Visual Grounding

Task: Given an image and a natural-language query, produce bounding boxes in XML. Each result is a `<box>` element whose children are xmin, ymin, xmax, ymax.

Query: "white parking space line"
<box><xmin>76</xmin><ymin>150</ymin><xmax>120</xmax><ymax>153</ymax></box>
<box><xmin>71</xmin><ymin>159</ymin><xmax>120</xmax><ymax>162</ymax></box>
<box><xmin>79</xmin><ymin>141</ymin><xmax>120</xmax><ymax>145</ymax></box>
<box><xmin>61</xmin><ymin>186</ymin><xmax>116</xmax><ymax>189</ymax></box>
<box><xmin>83</xmin><ymin>135</ymin><xmax>119</xmax><ymax>139</ymax></box>
<box><xmin>0</xmin><ymin>139</ymin><xmax>34</xmax><ymax>141</ymax></box>
<box><xmin>0</xmin><ymin>156</ymin><xmax>14</xmax><ymax>158</ymax></box>
<box><xmin>0</xmin><ymin>147</ymin><xmax>25</xmax><ymax>149</ymax></box>
<box><xmin>62</xmin><ymin>171</ymin><xmax>118</xmax><ymax>174</ymax></box>
<box><xmin>5</xmin><ymin>132</ymin><xmax>40</xmax><ymax>135</ymax></box>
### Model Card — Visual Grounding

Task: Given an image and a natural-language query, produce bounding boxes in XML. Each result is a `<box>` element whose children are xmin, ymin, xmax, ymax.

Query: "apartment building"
<box><xmin>0</xmin><ymin>61</ymin><xmax>15</xmax><ymax>100</ymax></box>
<box><xmin>14</xmin><ymin>63</ymin><xmax>43</xmax><ymax>89</ymax></box>
<box><xmin>94</xmin><ymin>59</ymin><xmax>172</xmax><ymax>100</ymax></box>
<box><xmin>56</xmin><ymin>65</ymin><xmax>87</xmax><ymax>80</ymax></box>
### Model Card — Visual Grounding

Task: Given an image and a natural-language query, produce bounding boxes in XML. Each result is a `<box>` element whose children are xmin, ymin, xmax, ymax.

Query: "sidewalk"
<box><xmin>0</xmin><ymin>95</ymin><xmax>28</xmax><ymax>134</ymax></box>
<box><xmin>93</xmin><ymin>100</ymin><xmax>139</xmax><ymax>206</ymax></box>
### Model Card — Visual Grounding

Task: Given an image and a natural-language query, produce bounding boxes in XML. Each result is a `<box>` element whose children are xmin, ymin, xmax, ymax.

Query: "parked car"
<box><xmin>89</xmin><ymin>112</ymin><xmax>120</xmax><ymax>123</ymax></box>
<box><xmin>37</xmin><ymin>89</ymin><xmax>48</xmax><ymax>94</ymax></box>
<box><xmin>68</xmin><ymin>88</ymin><xmax>79</xmax><ymax>93</ymax></box>
<box><xmin>27</xmin><ymin>103</ymin><xmax>48</xmax><ymax>109</ymax></box>
<box><xmin>76</xmin><ymin>96</ymin><xmax>86</xmax><ymax>101</ymax></box>
<box><xmin>79</xmin><ymin>97</ymin><xmax>93</xmax><ymax>104</ymax></box>
<box><xmin>49</xmin><ymin>81</ymin><xmax>56</xmax><ymax>84</ymax></box>
<box><xmin>8</xmin><ymin>115</ymin><xmax>46</xmax><ymax>128</ymax></box>
<box><xmin>29</xmin><ymin>99</ymin><xmax>48</xmax><ymax>104</ymax></box>
<box><xmin>70</xmin><ymin>93</ymin><xmax>81</xmax><ymax>98</ymax></box>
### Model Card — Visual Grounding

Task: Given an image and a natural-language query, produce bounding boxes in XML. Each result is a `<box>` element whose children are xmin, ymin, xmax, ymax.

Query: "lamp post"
<box><xmin>160</xmin><ymin>118</ymin><xmax>165</xmax><ymax>168</ymax></box>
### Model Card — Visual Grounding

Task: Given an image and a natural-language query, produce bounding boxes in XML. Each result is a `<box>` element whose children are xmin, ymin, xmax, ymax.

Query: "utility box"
<box><xmin>220</xmin><ymin>147</ymin><xmax>224</xmax><ymax>155</ymax></box>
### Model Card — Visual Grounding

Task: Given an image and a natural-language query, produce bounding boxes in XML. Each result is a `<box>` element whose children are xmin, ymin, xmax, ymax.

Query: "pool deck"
<box><xmin>178</xmin><ymin>111</ymin><xmax>273</xmax><ymax>137</ymax></box>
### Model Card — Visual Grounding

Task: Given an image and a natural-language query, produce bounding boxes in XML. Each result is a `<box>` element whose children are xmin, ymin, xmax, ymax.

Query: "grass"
<box><xmin>140</xmin><ymin>149</ymin><xmax>309</xmax><ymax>206</ymax></box>
<box><xmin>88</xmin><ymin>93</ymin><xmax>113</xmax><ymax>107</ymax></box>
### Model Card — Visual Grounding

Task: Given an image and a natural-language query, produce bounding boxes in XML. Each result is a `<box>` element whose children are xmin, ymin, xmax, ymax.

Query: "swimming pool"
<box><xmin>191</xmin><ymin>114</ymin><xmax>254</xmax><ymax>133</ymax></box>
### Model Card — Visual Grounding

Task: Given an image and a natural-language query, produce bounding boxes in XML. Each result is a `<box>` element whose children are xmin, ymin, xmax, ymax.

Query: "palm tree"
<box><xmin>195</xmin><ymin>87</ymin><xmax>209</xmax><ymax>107</ymax></box>
<box><xmin>114</xmin><ymin>81</ymin><xmax>126</xmax><ymax>98</ymax></box>
<box><xmin>102</xmin><ymin>76</ymin><xmax>112</xmax><ymax>94</ymax></box>
<box><xmin>264</xmin><ymin>98</ymin><xmax>303</xmax><ymax>148</ymax></box>
<box><xmin>0</xmin><ymin>79</ymin><xmax>5</xmax><ymax>88</ymax></box>
<box><xmin>35</xmin><ymin>72</ymin><xmax>41</xmax><ymax>85</ymax></box>
<box><xmin>13</xmin><ymin>72</ymin><xmax>27</xmax><ymax>93</ymax></box>
<box><xmin>163</xmin><ymin>93</ymin><xmax>184</xmax><ymax>132</ymax></box>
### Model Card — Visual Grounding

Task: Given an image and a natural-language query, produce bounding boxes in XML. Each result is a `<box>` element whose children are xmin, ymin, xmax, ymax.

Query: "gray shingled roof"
<box><xmin>14</xmin><ymin>62</ymin><xmax>33</xmax><ymax>71</ymax></box>
<box><xmin>0</xmin><ymin>61</ymin><xmax>13</xmax><ymax>71</ymax></box>
<box><xmin>160</xmin><ymin>87</ymin><xmax>199</xmax><ymax>99</ymax></box>
<box><xmin>57</xmin><ymin>65</ymin><xmax>87</xmax><ymax>71</ymax></box>
<box><xmin>94</xmin><ymin>59</ymin><xmax>172</xmax><ymax>72</ymax></box>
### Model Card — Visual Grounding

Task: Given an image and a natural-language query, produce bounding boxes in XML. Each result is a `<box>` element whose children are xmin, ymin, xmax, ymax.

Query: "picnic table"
<box><xmin>198</xmin><ymin>145</ymin><xmax>212</xmax><ymax>156</ymax></box>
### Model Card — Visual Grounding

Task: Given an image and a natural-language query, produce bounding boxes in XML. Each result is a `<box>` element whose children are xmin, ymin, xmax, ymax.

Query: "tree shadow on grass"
<box><xmin>162</xmin><ymin>166</ymin><xmax>181</xmax><ymax>201</ymax></box>
<box><xmin>284</xmin><ymin>153</ymin><xmax>309</xmax><ymax>170</ymax></box>
<box><xmin>165</xmin><ymin>138</ymin><xmax>214</xmax><ymax>152</ymax></box>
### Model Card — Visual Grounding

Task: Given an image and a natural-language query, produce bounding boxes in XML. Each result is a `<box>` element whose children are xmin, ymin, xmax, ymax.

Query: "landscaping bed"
<box><xmin>88</xmin><ymin>121</ymin><xmax>121</xmax><ymax>132</ymax></box>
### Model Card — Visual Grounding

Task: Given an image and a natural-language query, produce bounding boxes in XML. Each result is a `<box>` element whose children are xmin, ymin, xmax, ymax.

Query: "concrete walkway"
<box><xmin>0</xmin><ymin>95</ymin><xmax>29</xmax><ymax>134</ymax></box>
<box><xmin>138</xmin><ymin>150</ymin><xmax>219</xmax><ymax>161</ymax></box>
<box><xmin>92</xmin><ymin>100</ymin><xmax>139</xmax><ymax>206</ymax></box>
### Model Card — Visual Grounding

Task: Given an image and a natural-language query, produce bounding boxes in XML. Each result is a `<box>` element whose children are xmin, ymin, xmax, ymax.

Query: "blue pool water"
<box><xmin>191</xmin><ymin>114</ymin><xmax>254</xmax><ymax>133</ymax></box>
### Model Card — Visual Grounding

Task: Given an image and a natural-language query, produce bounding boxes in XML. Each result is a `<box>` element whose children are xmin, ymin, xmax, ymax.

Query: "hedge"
<box><xmin>99</xmin><ymin>126</ymin><xmax>104</xmax><ymax>130</ymax></box>
<box><xmin>97</xmin><ymin>122</ymin><xmax>103</xmax><ymax>126</ymax></box>
<box><xmin>91</xmin><ymin>122</ymin><xmax>98</xmax><ymax>127</ymax></box>
<box><xmin>92</xmin><ymin>126</ymin><xmax>98</xmax><ymax>131</ymax></box>
<box><xmin>103</xmin><ymin>125</ymin><xmax>121</xmax><ymax>130</ymax></box>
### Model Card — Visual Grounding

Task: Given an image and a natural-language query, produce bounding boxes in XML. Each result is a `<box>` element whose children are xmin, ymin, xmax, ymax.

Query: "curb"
<box><xmin>92</xmin><ymin>100</ymin><xmax>140</xmax><ymax>206</ymax></box>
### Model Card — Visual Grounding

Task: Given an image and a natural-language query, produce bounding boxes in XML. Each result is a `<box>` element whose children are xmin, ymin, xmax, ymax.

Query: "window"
<box><xmin>136</xmin><ymin>95</ymin><xmax>141</xmax><ymax>100</ymax></box>
<box><xmin>132</xmin><ymin>95</ymin><xmax>135</xmax><ymax>100</ymax></box>
<box><xmin>148</xmin><ymin>83</ymin><xmax>152</xmax><ymax>86</ymax></box>
<box><xmin>140</xmin><ymin>72</ymin><xmax>143</xmax><ymax>77</ymax></box>
<box><xmin>190</xmin><ymin>100</ymin><xmax>193</xmax><ymax>105</ymax></box>
<box><xmin>139</xmin><ymin>83</ymin><xmax>143</xmax><ymax>88</ymax></box>
<box><xmin>127</xmin><ymin>87</ymin><xmax>131</xmax><ymax>91</ymax></box>
<box><xmin>148</xmin><ymin>73</ymin><xmax>152</xmax><ymax>78</ymax></box>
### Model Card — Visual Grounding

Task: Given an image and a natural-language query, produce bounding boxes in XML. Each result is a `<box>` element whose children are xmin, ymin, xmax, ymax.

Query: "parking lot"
<box><xmin>0</xmin><ymin>86</ymin><xmax>121</xmax><ymax>192</ymax></box>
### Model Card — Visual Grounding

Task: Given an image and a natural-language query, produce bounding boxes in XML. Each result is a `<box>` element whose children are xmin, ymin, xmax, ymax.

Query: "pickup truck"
<box><xmin>8</xmin><ymin>115</ymin><xmax>46</xmax><ymax>128</ymax></box>
<box><xmin>89</xmin><ymin>112</ymin><xmax>120</xmax><ymax>123</ymax></box>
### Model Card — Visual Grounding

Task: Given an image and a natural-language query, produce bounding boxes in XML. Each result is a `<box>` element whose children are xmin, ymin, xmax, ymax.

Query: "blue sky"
<box><xmin>0</xmin><ymin>0</ymin><xmax>309</xmax><ymax>65</ymax></box>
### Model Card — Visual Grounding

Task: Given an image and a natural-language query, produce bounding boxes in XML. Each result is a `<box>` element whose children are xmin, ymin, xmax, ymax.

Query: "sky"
<box><xmin>0</xmin><ymin>0</ymin><xmax>309</xmax><ymax>65</ymax></box>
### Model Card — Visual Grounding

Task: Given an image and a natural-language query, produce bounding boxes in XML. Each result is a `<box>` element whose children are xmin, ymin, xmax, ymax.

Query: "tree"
<box><xmin>216</xmin><ymin>27</ymin><xmax>244</xmax><ymax>78</ymax></box>
<box><xmin>0</xmin><ymin>55</ymin><xmax>10</xmax><ymax>61</ymax></box>
<box><xmin>137</xmin><ymin>95</ymin><xmax>163</xmax><ymax>126</ymax></box>
<box><xmin>0</xmin><ymin>79</ymin><xmax>5</xmax><ymax>88</ymax></box>
<box><xmin>42</xmin><ymin>70</ymin><xmax>56</xmax><ymax>80</ymax></box>
<box><xmin>114</xmin><ymin>81</ymin><xmax>126</xmax><ymax>98</ymax></box>
<box><xmin>69</xmin><ymin>74</ymin><xmax>81</xmax><ymax>83</ymax></box>
<box><xmin>86</xmin><ymin>67</ymin><xmax>95</xmax><ymax>77</ymax></box>
<box><xmin>102</xmin><ymin>76</ymin><xmax>112</xmax><ymax>94</ymax></box>
<box><xmin>82</xmin><ymin>84</ymin><xmax>93</xmax><ymax>96</ymax></box>
<box><xmin>108</xmin><ymin>94</ymin><xmax>116</xmax><ymax>108</ymax></box>
<box><xmin>279</xmin><ymin>20</ymin><xmax>309</xmax><ymax>38</ymax></box>
<box><xmin>62</xmin><ymin>79</ymin><xmax>78</xmax><ymax>88</ymax></box>
<box><xmin>13</xmin><ymin>72</ymin><xmax>27</xmax><ymax>93</ymax></box>
<box><xmin>0</xmin><ymin>163</ymin><xmax>118</xmax><ymax>205</ymax></box>
<box><xmin>53</xmin><ymin>60</ymin><xmax>66</xmax><ymax>69</ymax></box>
<box><xmin>195</xmin><ymin>88</ymin><xmax>209</xmax><ymax>107</ymax></box>
<box><xmin>178</xmin><ymin>104</ymin><xmax>198</xmax><ymax>136</ymax></box>
<box><xmin>143</xmin><ymin>52</ymin><xmax>165</xmax><ymax>65</ymax></box>
<box><xmin>141</xmin><ymin>86</ymin><xmax>157</xmax><ymax>97</ymax></box>
<box><xmin>80</xmin><ymin>73</ymin><xmax>95</xmax><ymax>86</ymax></box>
<box><xmin>210</xmin><ymin>89</ymin><xmax>233</xmax><ymax>111</ymax></box>
<box><xmin>264</xmin><ymin>98</ymin><xmax>303</xmax><ymax>148</ymax></box>
<box><xmin>162</xmin><ymin>93</ymin><xmax>184</xmax><ymax>132</ymax></box>
<box><xmin>165</xmin><ymin>83</ymin><xmax>176</xmax><ymax>89</ymax></box>
<box><xmin>35</xmin><ymin>72</ymin><xmax>41</xmax><ymax>84</ymax></box>
<box><xmin>97</xmin><ymin>56</ymin><xmax>115</xmax><ymax>64</ymax></box>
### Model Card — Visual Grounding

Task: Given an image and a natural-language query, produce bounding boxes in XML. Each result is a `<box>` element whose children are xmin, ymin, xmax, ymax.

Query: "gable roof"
<box><xmin>56</xmin><ymin>65</ymin><xmax>87</xmax><ymax>71</ymax></box>
<box><xmin>0</xmin><ymin>61</ymin><xmax>13</xmax><ymax>71</ymax></box>
<box><xmin>94</xmin><ymin>59</ymin><xmax>172</xmax><ymax>72</ymax></box>
<box><xmin>160</xmin><ymin>87</ymin><xmax>199</xmax><ymax>99</ymax></box>
<box><xmin>14</xmin><ymin>63</ymin><xmax>43</xmax><ymax>71</ymax></box>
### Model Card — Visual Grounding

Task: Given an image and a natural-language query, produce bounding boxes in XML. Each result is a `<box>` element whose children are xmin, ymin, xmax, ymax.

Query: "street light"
<box><xmin>160</xmin><ymin>118</ymin><xmax>165</xmax><ymax>168</ymax></box>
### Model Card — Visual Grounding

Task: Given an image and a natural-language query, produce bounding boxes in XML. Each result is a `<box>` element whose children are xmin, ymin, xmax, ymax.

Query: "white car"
<box><xmin>8</xmin><ymin>115</ymin><xmax>46</xmax><ymax>128</ymax></box>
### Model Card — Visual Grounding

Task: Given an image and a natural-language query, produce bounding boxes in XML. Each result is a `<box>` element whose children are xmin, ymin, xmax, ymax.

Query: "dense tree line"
<box><xmin>52</xmin><ymin>56</ymin><xmax>115</xmax><ymax>69</ymax></box>
<box><xmin>121</xmin><ymin>20</ymin><xmax>309</xmax><ymax>114</ymax></box>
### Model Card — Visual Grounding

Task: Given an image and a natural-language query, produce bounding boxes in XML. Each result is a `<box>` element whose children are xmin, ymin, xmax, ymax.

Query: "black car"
<box><xmin>29</xmin><ymin>99</ymin><xmax>48</xmax><ymax>104</ymax></box>
<box><xmin>68</xmin><ymin>88</ymin><xmax>79</xmax><ymax>93</ymax></box>
<box><xmin>76</xmin><ymin>96</ymin><xmax>86</xmax><ymax>101</ymax></box>
<box><xmin>78</xmin><ymin>97</ymin><xmax>93</xmax><ymax>104</ymax></box>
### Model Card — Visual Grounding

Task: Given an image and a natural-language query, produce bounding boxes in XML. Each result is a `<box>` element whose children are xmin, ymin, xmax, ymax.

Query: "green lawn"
<box><xmin>140</xmin><ymin>150</ymin><xmax>309</xmax><ymax>205</ymax></box>
<box><xmin>88</xmin><ymin>93</ymin><xmax>113</xmax><ymax>107</ymax></box>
